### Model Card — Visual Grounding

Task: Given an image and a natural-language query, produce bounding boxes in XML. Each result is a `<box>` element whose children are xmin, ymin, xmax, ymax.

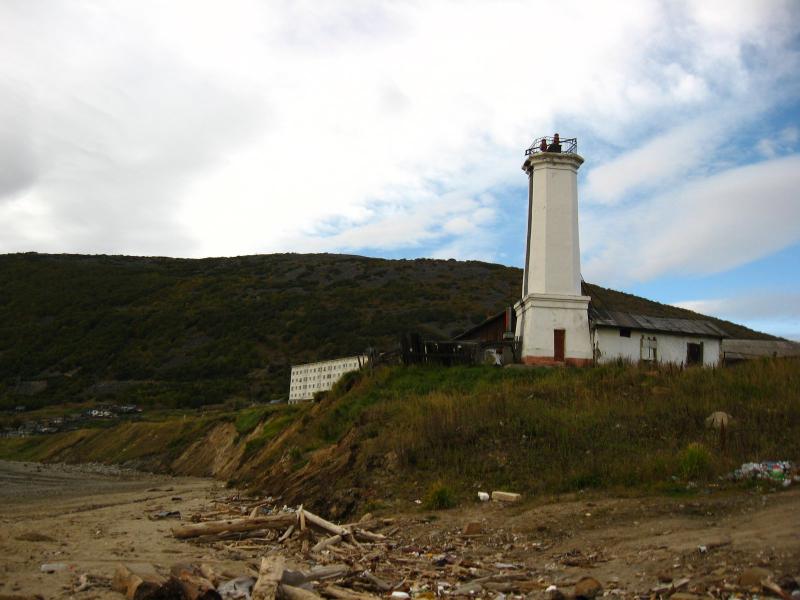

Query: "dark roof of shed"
<box><xmin>582</xmin><ymin>282</ymin><xmax>779</xmax><ymax>341</ymax></box>
<box><xmin>452</xmin><ymin>309</ymin><xmax>508</xmax><ymax>341</ymax></box>
<box><xmin>452</xmin><ymin>282</ymin><xmax>780</xmax><ymax>342</ymax></box>
<box><xmin>721</xmin><ymin>339</ymin><xmax>800</xmax><ymax>359</ymax></box>
<box><xmin>589</xmin><ymin>308</ymin><xmax>727</xmax><ymax>337</ymax></box>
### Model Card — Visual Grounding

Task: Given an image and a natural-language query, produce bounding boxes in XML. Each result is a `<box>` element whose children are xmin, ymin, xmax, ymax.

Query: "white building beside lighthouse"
<box><xmin>514</xmin><ymin>135</ymin><xmax>725</xmax><ymax>367</ymax></box>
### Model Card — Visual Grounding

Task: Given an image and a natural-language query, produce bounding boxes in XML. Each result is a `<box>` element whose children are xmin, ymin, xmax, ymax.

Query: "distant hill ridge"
<box><xmin>0</xmin><ymin>252</ymin><xmax>775</xmax><ymax>410</ymax></box>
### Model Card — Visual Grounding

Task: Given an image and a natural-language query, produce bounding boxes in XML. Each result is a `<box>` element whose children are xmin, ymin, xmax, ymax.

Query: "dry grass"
<box><xmin>2</xmin><ymin>359</ymin><xmax>797</xmax><ymax>505</ymax></box>
<box><xmin>344</xmin><ymin>359</ymin><xmax>800</xmax><ymax>495</ymax></box>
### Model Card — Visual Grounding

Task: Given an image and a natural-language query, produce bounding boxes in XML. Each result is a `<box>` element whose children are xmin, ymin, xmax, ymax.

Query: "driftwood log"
<box><xmin>321</xmin><ymin>585</ymin><xmax>381</xmax><ymax>600</ymax></box>
<box><xmin>197</xmin><ymin>564</ymin><xmax>221</xmax><ymax>587</ymax></box>
<box><xmin>278</xmin><ymin>524</ymin><xmax>295</xmax><ymax>543</ymax></box>
<box><xmin>172</xmin><ymin>514</ymin><xmax>295</xmax><ymax>539</ymax></box>
<box><xmin>170</xmin><ymin>564</ymin><xmax>221</xmax><ymax>600</ymax></box>
<box><xmin>311</xmin><ymin>534</ymin><xmax>342</xmax><ymax>553</ymax></box>
<box><xmin>252</xmin><ymin>556</ymin><xmax>285</xmax><ymax>600</ymax></box>
<box><xmin>300</xmin><ymin>509</ymin><xmax>347</xmax><ymax>537</ymax></box>
<box><xmin>111</xmin><ymin>564</ymin><xmax>168</xmax><ymax>600</ymax></box>
<box><xmin>279</xmin><ymin>585</ymin><xmax>322</xmax><ymax>600</ymax></box>
<box><xmin>359</xmin><ymin>571</ymin><xmax>391</xmax><ymax>592</ymax></box>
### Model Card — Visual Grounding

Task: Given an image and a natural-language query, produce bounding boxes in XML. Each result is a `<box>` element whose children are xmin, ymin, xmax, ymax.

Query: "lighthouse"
<box><xmin>514</xmin><ymin>134</ymin><xmax>593</xmax><ymax>366</ymax></box>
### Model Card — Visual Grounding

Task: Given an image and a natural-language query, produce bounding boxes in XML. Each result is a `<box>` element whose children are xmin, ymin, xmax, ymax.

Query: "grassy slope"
<box><xmin>2</xmin><ymin>359</ymin><xmax>797</xmax><ymax>516</ymax></box>
<box><xmin>242</xmin><ymin>358</ymin><xmax>800</xmax><ymax>515</ymax></box>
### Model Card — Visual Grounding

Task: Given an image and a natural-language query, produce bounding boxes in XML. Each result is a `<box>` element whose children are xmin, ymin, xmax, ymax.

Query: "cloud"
<box><xmin>583</xmin><ymin>154</ymin><xmax>800</xmax><ymax>284</ymax></box>
<box><xmin>0</xmin><ymin>0</ymin><xmax>798</xmax><ymax>262</ymax></box>
<box><xmin>0</xmin><ymin>2</ymin><xmax>267</xmax><ymax>255</ymax></box>
<box><xmin>583</xmin><ymin>117</ymin><xmax>728</xmax><ymax>205</ymax></box>
<box><xmin>674</xmin><ymin>291</ymin><xmax>800</xmax><ymax>321</ymax></box>
<box><xmin>674</xmin><ymin>291</ymin><xmax>800</xmax><ymax>340</ymax></box>
<box><xmin>757</xmin><ymin>126</ymin><xmax>799</xmax><ymax>158</ymax></box>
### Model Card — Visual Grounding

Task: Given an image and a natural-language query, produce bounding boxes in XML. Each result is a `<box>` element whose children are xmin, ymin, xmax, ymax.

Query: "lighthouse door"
<box><xmin>554</xmin><ymin>329</ymin><xmax>565</xmax><ymax>362</ymax></box>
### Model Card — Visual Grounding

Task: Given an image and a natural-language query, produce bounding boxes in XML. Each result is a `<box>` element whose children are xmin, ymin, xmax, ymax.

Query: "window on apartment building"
<box><xmin>619</xmin><ymin>328</ymin><xmax>631</xmax><ymax>338</ymax></box>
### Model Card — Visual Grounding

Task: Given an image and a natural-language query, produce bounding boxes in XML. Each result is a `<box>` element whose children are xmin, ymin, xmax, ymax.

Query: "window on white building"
<box><xmin>640</xmin><ymin>336</ymin><xmax>657</xmax><ymax>362</ymax></box>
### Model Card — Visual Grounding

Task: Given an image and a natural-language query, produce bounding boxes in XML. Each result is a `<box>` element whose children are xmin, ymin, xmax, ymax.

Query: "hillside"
<box><xmin>0</xmin><ymin>252</ymin><xmax>519</xmax><ymax>410</ymax></box>
<box><xmin>0</xmin><ymin>252</ymin><xmax>775</xmax><ymax>411</ymax></box>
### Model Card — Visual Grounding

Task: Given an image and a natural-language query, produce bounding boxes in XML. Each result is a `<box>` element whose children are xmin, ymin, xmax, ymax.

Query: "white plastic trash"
<box><xmin>478</xmin><ymin>491</ymin><xmax>490</xmax><ymax>502</ymax></box>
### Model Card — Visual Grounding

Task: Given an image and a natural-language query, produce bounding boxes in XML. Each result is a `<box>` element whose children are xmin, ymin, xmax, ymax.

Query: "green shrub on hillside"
<box><xmin>235</xmin><ymin>407</ymin><xmax>269</xmax><ymax>435</ymax></box>
<box><xmin>423</xmin><ymin>481</ymin><xmax>458</xmax><ymax>510</ymax></box>
<box><xmin>243</xmin><ymin>411</ymin><xmax>298</xmax><ymax>458</ymax></box>
<box><xmin>679</xmin><ymin>442</ymin><xmax>714</xmax><ymax>480</ymax></box>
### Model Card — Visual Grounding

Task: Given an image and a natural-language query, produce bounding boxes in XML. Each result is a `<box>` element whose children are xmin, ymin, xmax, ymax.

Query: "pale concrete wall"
<box><xmin>594</xmin><ymin>328</ymin><xmax>720</xmax><ymax>366</ymax></box>
<box><xmin>515</xmin><ymin>293</ymin><xmax>593</xmax><ymax>361</ymax></box>
<box><xmin>288</xmin><ymin>355</ymin><xmax>367</xmax><ymax>403</ymax></box>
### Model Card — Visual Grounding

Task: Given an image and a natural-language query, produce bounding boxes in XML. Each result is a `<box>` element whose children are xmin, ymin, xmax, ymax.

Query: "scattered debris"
<box><xmin>218</xmin><ymin>576</ymin><xmax>255</xmax><ymax>600</ymax></box>
<box><xmin>574</xmin><ymin>576</ymin><xmax>602</xmax><ymax>599</ymax></box>
<box><xmin>73</xmin><ymin>573</ymin><xmax>90</xmax><ymax>592</ymax></box>
<box><xmin>730</xmin><ymin>461</ymin><xmax>797</xmax><ymax>483</ymax></box>
<box><xmin>150</xmin><ymin>510</ymin><xmax>182</xmax><ymax>520</ymax></box>
<box><xmin>92</xmin><ymin>492</ymin><xmax>800</xmax><ymax>600</ymax></box>
<box><xmin>40</xmin><ymin>563</ymin><xmax>67</xmax><ymax>573</ymax></box>
<box><xmin>462</xmin><ymin>521</ymin><xmax>482</xmax><ymax>535</ymax></box>
<box><xmin>738</xmin><ymin>567</ymin><xmax>772</xmax><ymax>588</ymax></box>
<box><xmin>477</xmin><ymin>492</ymin><xmax>490</xmax><ymax>502</ymax></box>
<box><xmin>15</xmin><ymin>532</ymin><xmax>56</xmax><ymax>542</ymax></box>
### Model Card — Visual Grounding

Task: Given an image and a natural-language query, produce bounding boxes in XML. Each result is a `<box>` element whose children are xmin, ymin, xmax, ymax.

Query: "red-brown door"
<box><xmin>554</xmin><ymin>329</ymin><xmax>565</xmax><ymax>362</ymax></box>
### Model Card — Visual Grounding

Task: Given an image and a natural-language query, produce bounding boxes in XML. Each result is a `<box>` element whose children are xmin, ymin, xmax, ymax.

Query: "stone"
<box><xmin>453</xmin><ymin>582</ymin><xmax>483</xmax><ymax>595</ymax></box>
<box><xmin>463</xmin><ymin>522</ymin><xmax>482</xmax><ymax>535</ymax></box>
<box><xmin>705</xmin><ymin>411</ymin><xmax>732</xmax><ymax>430</ymax></box>
<box><xmin>738</xmin><ymin>567</ymin><xmax>772</xmax><ymax>588</ymax></box>
<box><xmin>672</xmin><ymin>577</ymin><xmax>691</xmax><ymax>590</ymax></box>
<box><xmin>778</xmin><ymin>576</ymin><xmax>799</xmax><ymax>592</ymax></box>
<box><xmin>574</xmin><ymin>576</ymin><xmax>602</xmax><ymax>599</ymax></box>
<box><xmin>491</xmin><ymin>491</ymin><xmax>521</xmax><ymax>503</ymax></box>
<box><xmin>545</xmin><ymin>585</ymin><xmax>565</xmax><ymax>600</ymax></box>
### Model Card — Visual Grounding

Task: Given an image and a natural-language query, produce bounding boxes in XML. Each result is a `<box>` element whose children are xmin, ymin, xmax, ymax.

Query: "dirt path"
<box><xmin>0</xmin><ymin>460</ymin><xmax>798</xmax><ymax>598</ymax></box>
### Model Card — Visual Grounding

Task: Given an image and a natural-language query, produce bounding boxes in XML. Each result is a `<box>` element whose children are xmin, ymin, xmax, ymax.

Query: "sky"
<box><xmin>1</xmin><ymin>1</ymin><xmax>799</xmax><ymax>339</ymax></box>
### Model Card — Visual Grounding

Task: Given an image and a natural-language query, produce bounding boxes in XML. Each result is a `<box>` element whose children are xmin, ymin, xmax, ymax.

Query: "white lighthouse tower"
<box><xmin>514</xmin><ymin>135</ymin><xmax>593</xmax><ymax>366</ymax></box>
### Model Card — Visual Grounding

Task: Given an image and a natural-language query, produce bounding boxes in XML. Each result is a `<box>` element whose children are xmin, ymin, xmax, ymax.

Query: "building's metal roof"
<box><xmin>590</xmin><ymin>307</ymin><xmax>727</xmax><ymax>337</ymax></box>
<box><xmin>721</xmin><ymin>339</ymin><xmax>800</xmax><ymax>359</ymax></box>
<box><xmin>452</xmin><ymin>309</ymin><xmax>507</xmax><ymax>341</ymax></box>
